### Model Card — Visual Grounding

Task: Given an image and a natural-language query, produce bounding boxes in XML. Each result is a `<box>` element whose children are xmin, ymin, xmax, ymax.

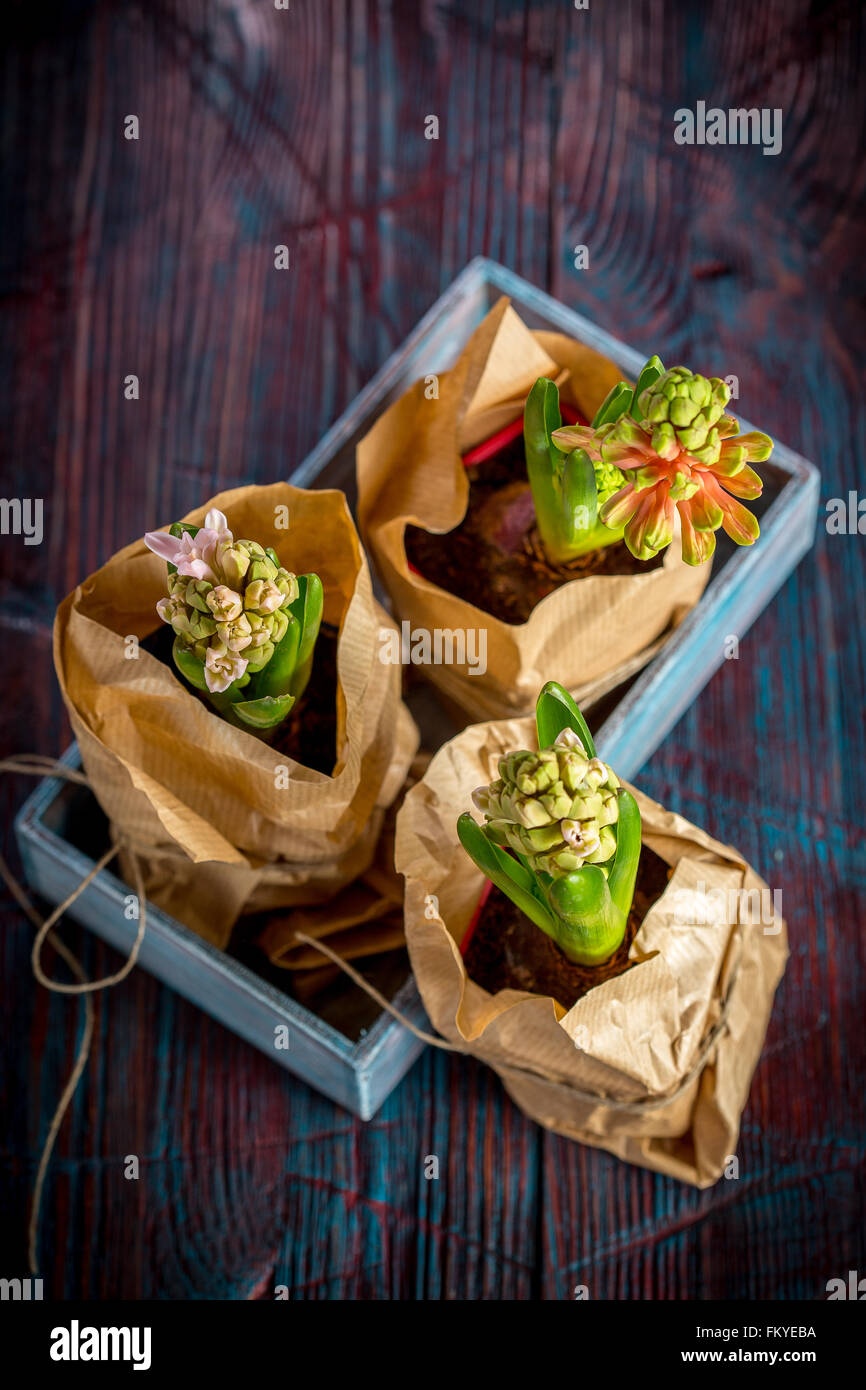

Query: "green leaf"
<box><xmin>524</xmin><ymin>378</ymin><xmax>568</xmax><ymax>557</ymax></box>
<box><xmin>232</xmin><ymin>693</ymin><xmax>296</xmax><ymax>729</ymax></box>
<box><xmin>535</xmin><ymin>681</ymin><xmax>596</xmax><ymax>757</ymax></box>
<box><xmin>591</xmin><ymin>381</ymin><xmax>633</xmax><ymax>429</ymax></box>
<box><xmin>171</xmin><ymin>637</ymin><xmax>209</xmax><ymax>692</ymax></box>
<box><xmin>524</xmin><ymin>376</ymin><xmax>563</xmax><ymax>464</ymax></box>
<box><xmin>606</xmin><ymin>787</ymin><xmax>642</xmax><ymax>921</ymax></box>
<box><xmin>631</xmin><ymin>356</ymin><xmax>665</xmax><ymax>420</ymax></box>
<box><xmin>247</xmin><ymin>615</ymin><xmax>300</xmax><ymax>700</ymax></box>
<box><xmin>562</xmin><ymin>448</ymin><xmax>599</xmax><ymax>536</ymax></box>
<box><xmin>456</xmin><ymin>814</ymin><xmax>557</xmax><ymax>936</ymax></box>
<box><xmin>289</xmin><ymin>573</ymin><xmax>324</xmax><ymax>699</ymax></box>
<box><xmin>525</xmin><ymin>377</ymin><xmax>614</xmax><ymax>565</ymax></box>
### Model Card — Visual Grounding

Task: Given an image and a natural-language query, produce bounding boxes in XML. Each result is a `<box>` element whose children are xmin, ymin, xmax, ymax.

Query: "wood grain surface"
<box><xmin>1</xmin><ymin>0</ymin><xmax>864</xmax><ymax>1300</ymax></box>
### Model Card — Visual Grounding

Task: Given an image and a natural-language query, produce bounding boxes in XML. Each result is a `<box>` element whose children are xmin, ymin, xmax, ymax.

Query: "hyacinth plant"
<box><xmin>525</xmin><ymin>357</ymin><xmax>774</xmax><ymax>566</ymax></box>
<box><xmin>457</xmin><ymin>682</ymin><xmax>641</xmax><ymax>966</ymax></box>
<box><xmin>144</xmin><ymin>509</ymin><xmax>323</xmax><ymax>735</ymax></box>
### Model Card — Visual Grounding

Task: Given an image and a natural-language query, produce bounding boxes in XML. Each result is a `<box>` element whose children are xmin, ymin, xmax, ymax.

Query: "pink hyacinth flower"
<box><xmin>144</xmin><ymin>508</ymin><xmax>234</xmax><ymax>584</ymax></box>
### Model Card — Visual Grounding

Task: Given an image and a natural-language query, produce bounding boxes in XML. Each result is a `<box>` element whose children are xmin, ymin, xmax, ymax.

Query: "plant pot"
<box><xmin>54</xmin><ymin>482</ymin><xmax>419</xmax><ymax>950</ymax></box>
<box><xmin>395</xmin><ymin>712</ymin><xmax>788</xmax><ymax>1186</ymax></box>
<box><xmin>357</xmin><ymin>298</ymin><xmax>711</xmax><ymax>724</ymax></box>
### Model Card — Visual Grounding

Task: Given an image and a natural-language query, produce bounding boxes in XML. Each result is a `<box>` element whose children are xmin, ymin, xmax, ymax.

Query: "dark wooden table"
<box><xmin>2</xmin><ymin>0</ymin><xmax>864</xmax><ymax>1300</ymax></box>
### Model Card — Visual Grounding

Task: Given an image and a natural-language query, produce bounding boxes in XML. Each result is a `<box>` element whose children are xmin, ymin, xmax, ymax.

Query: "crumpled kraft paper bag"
<box><xmin>54</xmin><ymin>484</ymin><xmax>419</xmax><ymax>950</ymax></box>
<box><xmin>357</xmin><ymin>298</ymin><xmax>711</xmax><ymax>724</ymax></box>
<box><xmin>256</xmin><ymin>752</ymin><xmax>431</xmax><ymax>970</ymax></box>
<box><xmin>395</xmin><ymin>715</ymin><xmax>788</xmax><ymax>1187</ymax></box>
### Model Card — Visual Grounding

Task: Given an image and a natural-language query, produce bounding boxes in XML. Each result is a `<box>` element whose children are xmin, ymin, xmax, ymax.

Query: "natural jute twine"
<box><xmin>2</xmin><ymin>755</ymin><xmax>738</xmax><ymax>1277</ymax></box>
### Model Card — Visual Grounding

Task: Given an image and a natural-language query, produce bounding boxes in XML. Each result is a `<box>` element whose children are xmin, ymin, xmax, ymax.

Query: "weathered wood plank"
<box><xmin>1</xmin><ymin>0</ymin><xmax>864</xmax><ymax>1299</ymax></box>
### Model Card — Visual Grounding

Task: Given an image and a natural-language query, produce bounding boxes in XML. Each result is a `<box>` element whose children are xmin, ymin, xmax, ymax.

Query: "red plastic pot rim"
<box><xmin>459</xmin><ymin>878</ymin><xmax>494</xmax><ymax>958</ymax></box>
<box><xmin>460</xmin><ymin>400</ymin><xmax>584</xmax><ymax>468</ymax></box>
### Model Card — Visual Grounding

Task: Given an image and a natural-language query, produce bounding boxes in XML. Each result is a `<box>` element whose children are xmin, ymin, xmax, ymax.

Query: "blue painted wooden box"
<box><xmin>14</xmin><ymin>258</ymin><xmax>820</xmax><ymax>1118</ymax></box>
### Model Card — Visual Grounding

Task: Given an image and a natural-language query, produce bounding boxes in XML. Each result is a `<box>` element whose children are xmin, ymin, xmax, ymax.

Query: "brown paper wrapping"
<box><xmin>54</xmin><ymin>484</ymin><xmax>419</xmax><ymax>951</ymax></box>
<box><xmin>395</xmin><ymin>715</ymin><xmax>788</xmax><ymax>1186</ymax></box>
<box><xmin>357</xmin><ymin>298</ymin><xmax>711</xmax><ymax>724</ymax></box>
<box><xmin>256</xmin><ymin>752</ymin><xmax>432</xmax><ymax>970</ymax></box>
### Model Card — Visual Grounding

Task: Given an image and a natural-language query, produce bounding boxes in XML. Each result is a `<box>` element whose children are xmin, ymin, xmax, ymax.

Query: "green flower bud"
<box><xmin>183</xmin><ymin>578</ymin><xmax>214</xmax><ymax>613</ymax></box>
<box><xmin>594</xmin><ymin>457</ymin><xmax>627</xmax><ymax>506</ymax></box>
<box><xmin>667</xmin><ymin>468</ymin><xmax>701</xmax><ymax>502</ymax></box>
<box><xmin>186</xmin><ymin>611</ymin><xmax>217</xmax><ymax>642</ymax></box>
<box><xmin>639</xmin><ymin>367</ymin><xmax>730</xmax><ymax>464</ymax></box>
<box><xmin>246</xmin><ymin>556</ymin><xmax>279</xmax><ymax>585</ymax></box>
<box><xmin>245</xmin><ymin>639</ymin><xmax>274</xmax><ymax>673</ymax></box>
<box><xmin>650</xmin><ymin>421</ymin><xmax>679</xmax><ymax>460</ymax></box>
<box><xmin>275</xmin><ymin>568</ymin><xmax>299</xmax><ymax>602</ymax></box>
<box><xmin>471</xmin><ymin>729</ymin><xmax>621</xmax><ymax>878</ymax></box>
<box><xmin>270</xmin><ymin>609</ymin><xmax>289</xmax><ymax>645</ymax></box>
<box><xmin>219</xmin><ymin>544</ymin><xmax>251</xmax><ymax>588</ymax></box>
<box><xmin>157</xmin><ymin>592</ymin><xmax>192</xmax><ymax>636</ymax></box>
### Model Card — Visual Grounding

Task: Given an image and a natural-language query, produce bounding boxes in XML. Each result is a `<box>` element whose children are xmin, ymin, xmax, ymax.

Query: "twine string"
<box><xmin>2</xmin><ymin>755</ymin><xmax>737</xmax><ymax>1276</ymax></box>
<box><xmin>0</xmin><ymin>757</ymin><xmax>147</xmax><ymax>1276</ymax></box>
<box><xmin>291</xmin><ymin>930</ymin><xmax>467</xmax><ymax>1054</ymax></box>
<box><xmin>0</xmin><ymin>828</ymin><xmax>95</xmax><ymax>1278</ymax></box>
<box><xmin>292</xmin><ymin>928</ymin><xmax>739</xmax><ymax>1113</ymax></box>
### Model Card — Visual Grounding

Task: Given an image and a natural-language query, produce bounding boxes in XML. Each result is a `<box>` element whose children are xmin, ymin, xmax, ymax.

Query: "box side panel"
<box><xmin>16</xmin><ymin>815</ymin><xmax>367</xmax><ymax>1116</ymax></box>
<box><xmin>353</xmin><ymin>978</ymin><xmax>429</xmax><ymax>1120</ymax></box>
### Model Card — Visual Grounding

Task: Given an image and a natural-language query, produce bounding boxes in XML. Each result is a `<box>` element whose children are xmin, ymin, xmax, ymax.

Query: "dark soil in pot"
<box><xmin>463</xmin><ymin>847</ymin><xmax>671</xmax><ymax>1009</ymax></box>
<box><xmin>142</xmin><ymin>622</ymin><xmax>340</xmax><ymax>774</ymax></box>
<box><xmin>404</xmin><ymin>434</ymin><xmax>662</xmax><ymax>624</ymax></box>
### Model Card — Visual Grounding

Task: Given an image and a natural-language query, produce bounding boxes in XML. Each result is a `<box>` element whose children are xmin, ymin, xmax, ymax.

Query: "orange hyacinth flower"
<box><xmin>553</xmin><ymin>411</ymin><xmax>772</xmax><ymax>566</ymax></box>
